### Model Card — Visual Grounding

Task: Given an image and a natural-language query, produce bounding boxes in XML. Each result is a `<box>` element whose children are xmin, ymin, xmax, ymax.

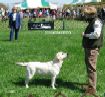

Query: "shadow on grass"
<box><xmin>12</xmin><ymin>77</ymin><xmax>86</xmax><ymax>93</ymax></box>
<box><xmin>0</xmin><ymin>39</ymin><xmax>10</xmax><ymax>42</ymax></box>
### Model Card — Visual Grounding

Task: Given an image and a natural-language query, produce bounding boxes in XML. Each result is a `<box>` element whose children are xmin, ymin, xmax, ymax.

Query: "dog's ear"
<box><xmin>56</xmin><ymin>53</ymin><xmax>62</xmax><ymax>60</ymax></box>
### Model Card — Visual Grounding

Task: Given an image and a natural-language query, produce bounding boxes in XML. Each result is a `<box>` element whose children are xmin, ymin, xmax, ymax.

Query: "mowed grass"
<box><xmin>0</xmin><ymin>19</ymin><xmax>105</xmax><ymax>97</ymax></box>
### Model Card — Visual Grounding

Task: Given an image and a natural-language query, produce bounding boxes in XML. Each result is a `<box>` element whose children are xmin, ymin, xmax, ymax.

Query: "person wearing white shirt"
<box><xmin>81</xmin><ymin>6</ymin><xmax>103</xmax><ymax>96</ymax></box>
<box><xmin>13</xmin><ymin>13</ymin><xmax>17</xmax><ymax>21</ymax></box>
<box><xmin>82</xmin><ymin>18</ymin><xmax>102</xmax><ymax>39</ymax></box>
<box><xmin>9</xmin><ymin>7</ymin><xmax>21</xmax><ymax>41</ymax></box>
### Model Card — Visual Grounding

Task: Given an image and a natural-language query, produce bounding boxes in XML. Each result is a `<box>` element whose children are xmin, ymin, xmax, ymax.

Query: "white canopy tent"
<box><xmin>72</xmin><ymin>0</ymin><xmax>101</xmax><ymax>4</ymax></box>
<box><xmin>14</xmin><ymin>0</ymin><xmax>57</xmax><ymax>9</ymax></box>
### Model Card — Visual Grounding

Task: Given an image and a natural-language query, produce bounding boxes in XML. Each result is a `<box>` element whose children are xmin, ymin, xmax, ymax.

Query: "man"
<box><xmin>82</xmin><ymin>6</ymin><xmax>103</xmax><ymax>96</ymax></box>
<box><xmin>9</xmin><ymin>7</ymin><xmax>21</xmax><ymax>41</ymax></box>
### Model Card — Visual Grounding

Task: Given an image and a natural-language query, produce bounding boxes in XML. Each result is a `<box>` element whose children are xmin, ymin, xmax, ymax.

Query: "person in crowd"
<box><xmin>101</xmin><ymin>7</ymin><xmax>105</xmax><ymax>22</ymax></box>
<box><xmin>72</xmin><ymin>9</ymin><xmax>76</xmax><ymax>19</ymax></box>
<box><xmin>19</xmin><ymin>9</ymin><xmax>24</xmax><ymax>29</ymax></box>
<box><xmin>0</xmin><ymin>8</ymin><xmax>2</xmax><ymax>17</ymax></box>
<box><xmin>1</xmin><ymin>8</ymin><xmax>6</xmax><ymax>22</ymax></box>
<box><xmin>33</xmin><ymin>9</ymin><xmax>37</xmax><ymax>20</ymax></box>
<box><xmin>66</xmin><ymin>8</ymin><xmax>70</xmax><ymax>19</ymax></box>
<box><xmin>38</xmin><ymin>10</ymin><xmax>42</xmax><ymax>17</ymax></box>
<box><xmin>81</xmin><ymin>6</ymin><xmax>104</xmax><ymax>96</ymax></box>
<box><xmin>8</xmin><ymin>7</ymin><xmax>21</xmax><ymax>41</ymax></box>
<box><xmin>52</xmin><ymin>9</ymin><xmax>56</xmax><ymax>20</ymax></box>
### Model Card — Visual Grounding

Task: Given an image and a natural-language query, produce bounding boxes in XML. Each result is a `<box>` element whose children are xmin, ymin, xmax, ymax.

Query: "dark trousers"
<box><xmin>84</xmin><ymin>48</ymin><xmax>99</xmax><ymax>90</ymax></box>
<box><xmin>9</xmin><ymin>21</ymin><xmax>19</xmax><ymax>41</ymax></box>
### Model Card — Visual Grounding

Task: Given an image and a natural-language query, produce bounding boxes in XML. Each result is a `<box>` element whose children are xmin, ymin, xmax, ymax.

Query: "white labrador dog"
<box><xmin>16</xmin><ymin>52</ymin><xmax>67</xmax><ymax>89</ymax></box>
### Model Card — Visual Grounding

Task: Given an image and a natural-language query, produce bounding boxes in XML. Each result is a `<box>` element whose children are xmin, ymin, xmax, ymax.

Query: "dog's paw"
<box><xmin>53</xmin><ymin>87</ymin><xmax>56</xmax><ymax>90</ymax></box>
<box><xmin>26</xmin><ymin>85</ymin><xmax>29</xmax><ymax>89</ymax></box>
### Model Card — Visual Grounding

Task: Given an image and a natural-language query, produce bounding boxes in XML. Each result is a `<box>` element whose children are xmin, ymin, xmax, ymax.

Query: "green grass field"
<box><xmin>0</xmin><ymin>19</ymin><xmax>105</xmax><ymax>97</ymax></box>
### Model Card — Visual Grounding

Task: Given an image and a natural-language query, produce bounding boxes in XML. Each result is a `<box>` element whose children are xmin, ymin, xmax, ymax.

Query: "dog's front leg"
<box><xmin>25</xmin><ymin>78</ymin><xmax>29</xmax><ymax>88</ymax></box>
<box><xmin>25</xmin><ymin>67</ymin><xmax>35</xmax><ymax>88</ymax></box>
<box><xmin>51</xmin><ymin>75</ymin><xmax>56</xmax><ymax>89</ymax></box>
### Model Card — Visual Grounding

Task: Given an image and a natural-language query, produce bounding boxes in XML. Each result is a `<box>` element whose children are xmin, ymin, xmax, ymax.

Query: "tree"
<box><xmin>101</xmin><ymin>0</ymin><xmax>105</xmax><ymax>2</ymax></box>
<box><xmin>0</xmin><ymin>3</ymin><xmax>7</xmax><ymax>9</ymax></box>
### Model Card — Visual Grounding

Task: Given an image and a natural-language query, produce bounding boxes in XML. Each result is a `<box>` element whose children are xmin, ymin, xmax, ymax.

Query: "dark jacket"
<box><xmin>9</xmin><ymin>12</ymin><xmax>21</xmax><ymax>29</ymax></box>
<box><xmin>82</xmin><ymin>18</ymin><xmax>103</xmax><ymax>48</ymax></box>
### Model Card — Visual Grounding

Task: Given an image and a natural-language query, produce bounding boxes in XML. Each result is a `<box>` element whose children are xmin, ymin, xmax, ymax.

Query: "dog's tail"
<box><xmin>16</xmin><ymin>62</ymin><xmax>27</xmax><ymax>67</ymax></box>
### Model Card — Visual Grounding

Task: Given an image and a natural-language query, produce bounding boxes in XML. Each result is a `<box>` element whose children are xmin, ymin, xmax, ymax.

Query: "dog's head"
<box><xmin>56</xmin><ymin>52</ymin><xmax>67</xmax><ymax>61</ymax></box>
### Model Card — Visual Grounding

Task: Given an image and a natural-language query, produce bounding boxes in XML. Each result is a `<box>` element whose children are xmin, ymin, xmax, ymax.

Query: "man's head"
<box><xmin>83</xmin><ymin>6</ymin><xmax>97</xmax><ymax>15</ymax></box>
<box><xmin>12</xmin><ymin>7</ymin><xmax>17</xmax><ymax>13</ymax></box>
<box><xmin>83</xmin><ymin>6</ymin><xmax>97</xmax><ymax>21</ymax></box>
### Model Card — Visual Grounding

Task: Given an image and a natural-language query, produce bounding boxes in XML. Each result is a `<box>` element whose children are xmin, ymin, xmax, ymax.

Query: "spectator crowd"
<box><xmin>0</xmin><ymin>6</ymin><xmax>105</xmax><ymax>22</ymax></box>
